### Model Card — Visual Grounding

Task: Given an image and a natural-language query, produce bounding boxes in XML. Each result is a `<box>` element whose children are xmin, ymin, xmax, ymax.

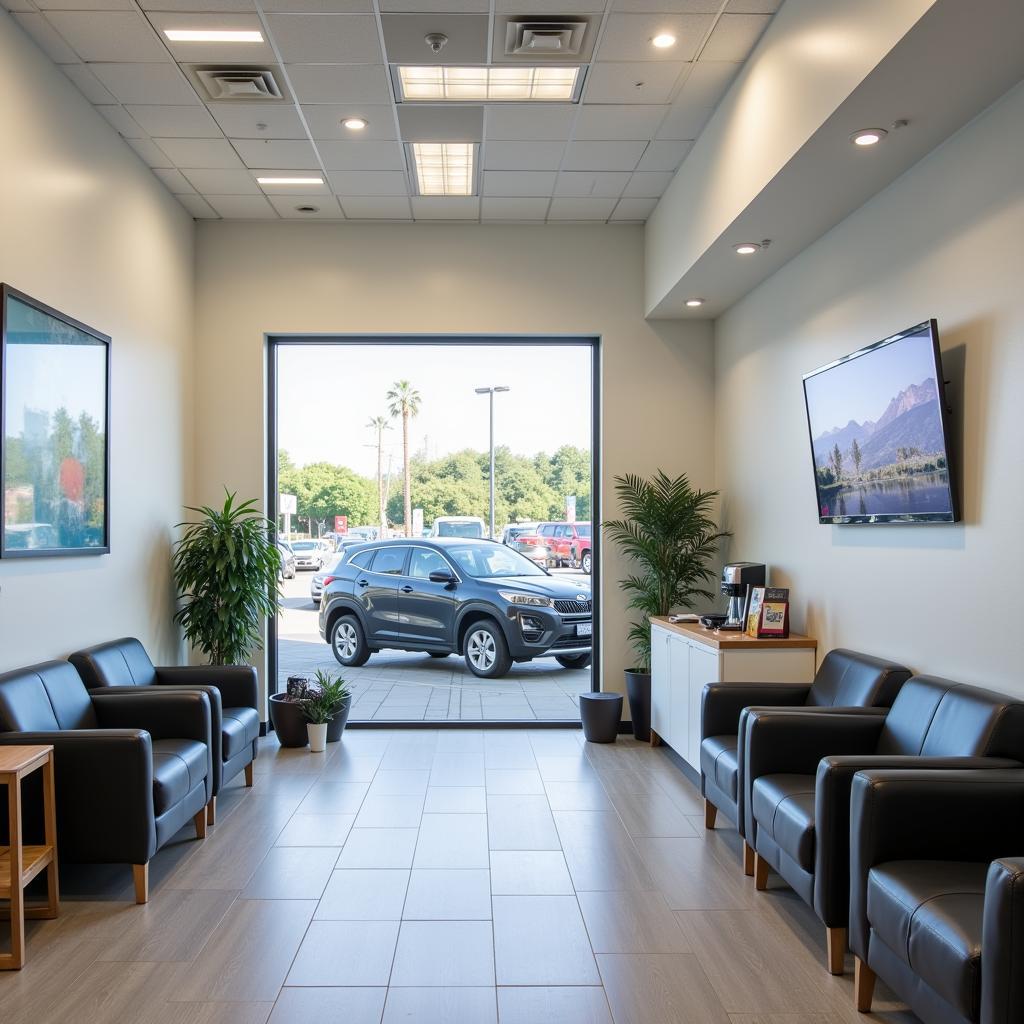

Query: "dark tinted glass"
<box><xmin>372</xmin><ymin>546</ymin><xmax>409</xmax><ymax>575</ymax></box>
<box><xmin>409</xmin><ymin>548</ymin><xmax>451</xmax><ymax>579</ymax></box>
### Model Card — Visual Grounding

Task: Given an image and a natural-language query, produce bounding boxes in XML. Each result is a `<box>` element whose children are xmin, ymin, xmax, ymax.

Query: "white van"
<box><xmin>429</xmin><ymin>516</ymin><xmax>487</xmax><ymax>539</ymax></box>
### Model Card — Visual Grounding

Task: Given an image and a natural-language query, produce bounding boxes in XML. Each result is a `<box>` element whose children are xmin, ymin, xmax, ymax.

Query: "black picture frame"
<box><xmin>1</xmin><ymin>284</ymin><xmax>111</xmax><ymax>558</ymax></box>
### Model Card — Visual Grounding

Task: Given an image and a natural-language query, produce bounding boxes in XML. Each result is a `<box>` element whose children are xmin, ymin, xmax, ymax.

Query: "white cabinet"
<box><xmin>649</xmin><ymin>618</ymin><xmax>817</xmax><ymax>773</ymax></box>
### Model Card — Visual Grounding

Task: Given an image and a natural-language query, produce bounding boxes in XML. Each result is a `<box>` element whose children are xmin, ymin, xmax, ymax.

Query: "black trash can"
<box><xmin>580</xmin><ymin>692</ymin><xmax>623</xmax><ymax>743</ymax></box>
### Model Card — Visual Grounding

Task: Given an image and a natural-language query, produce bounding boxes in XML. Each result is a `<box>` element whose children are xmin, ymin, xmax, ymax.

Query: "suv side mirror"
<box><xmin>428</xmin><ymin>569</ymin><xmax>456</xmax><ymax>585</ymax></box>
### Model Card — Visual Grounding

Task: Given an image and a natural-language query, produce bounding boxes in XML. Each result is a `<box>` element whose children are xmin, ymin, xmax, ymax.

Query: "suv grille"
<box><xmin>552</xmin><ymin>635</ymin><xmax>590</xmax><ymax>649</ymax></box>
<box><xmin>554</xmin><ymin>599</ymin><xmax>591</xmax><ymax>615</ymax></box>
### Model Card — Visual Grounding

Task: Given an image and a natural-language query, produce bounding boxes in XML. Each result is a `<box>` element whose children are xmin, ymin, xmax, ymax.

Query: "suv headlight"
<box><xmin>499</xmin><ymin>591</ymin><xmax>552</xmax><ymax>607</ymax></box>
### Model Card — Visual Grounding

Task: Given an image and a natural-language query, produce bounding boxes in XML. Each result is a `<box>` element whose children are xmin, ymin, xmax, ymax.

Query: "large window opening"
<box><xmin>267</xmin><ymin>338</ymin><xmax>599</xmax><ymax>725</ymax></box>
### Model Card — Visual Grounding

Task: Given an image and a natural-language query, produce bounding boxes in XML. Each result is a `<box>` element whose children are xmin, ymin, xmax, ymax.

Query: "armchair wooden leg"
<box><xmin>132</xmin><ymin>863</ymin><xmax>149</xmax><ymax>905</ymax></box>
<box><xmin>244</xmin><ymin>762</ymin><xmax>254</xmax><ymax>787</ymax></box>
<box><xmin>826</xmin><ymin>927</ymin><xmax>847</xmax><ymax>976</ymax></box>
<box><xmin>854</xmin><ymin>957</ymin><xmax>876</xmax><ymax>1011</ymax></box>
<box><xmin>754</xmin><ymin>853</ymin><xmax>769</xmax><ymax>891</ymax></box>
<box><xmin>206</xmin><ymin>798</ymin><xmax>216</xmax><ymax>827</ymax></box>
<box><xmin>704</xmin><ymin>799</ymin><xmax>718</xmax><ymax>830</ymax></box>
<box><xmin>743</xmin><ymin>843</ymin><xmax>755</xmax><ymax>877</ymax></box>
<box><xmin>194</xmin><ymin>809</ymin><xmax>208</xmax><ymax>839</ymax></box>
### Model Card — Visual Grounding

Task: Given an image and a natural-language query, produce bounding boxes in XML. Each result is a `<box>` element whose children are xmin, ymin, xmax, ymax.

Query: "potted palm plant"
<box><xmin>603</xmin><ymin>471</ymin><xmax>727</xmax><ymax>741</ymax></box>
<box><xmin>299</xmin><ymin>670</ymin><xmax>352</xmax><ymax>752</ymax></box>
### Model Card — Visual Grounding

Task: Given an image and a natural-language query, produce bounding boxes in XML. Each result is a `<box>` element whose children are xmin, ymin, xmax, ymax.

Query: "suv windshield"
<box><xmin>292</xmin><ymin>541</ymin><xmax>317</xmax><ymax>551</ymax></box>
<box><xmin>448</xmin><ymin>544</ymin><xmax>546</xmax><ymax>578</ymax></box>
<box><xmin>437</xmin><ymin>521</ymin><xmax>484</xmax><ymax>538</ymax></box>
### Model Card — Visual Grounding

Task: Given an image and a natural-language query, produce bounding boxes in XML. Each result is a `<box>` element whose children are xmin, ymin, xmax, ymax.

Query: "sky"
<box><xmin>804</xmin><ymin>326</ymin><xmax>937</xmax><ymax>436</ymax></box>
<box><xmin>278</xmin><ymin>342</ymin><xmax>592</xmax><ymax>477</ymax></box>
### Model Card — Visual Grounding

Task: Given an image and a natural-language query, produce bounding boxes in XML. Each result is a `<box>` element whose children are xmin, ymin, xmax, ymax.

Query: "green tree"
<box><xmin>296</xmin><ymin>462</ymin><xmax>376</xmax><ymax>532</ymax></box>
<box><xmin>850</xmin><ymin>437</ymin><xmax>863</xmax><ymax>479</ymax></box>
<box><xmin>830</xmin><ymin>443</ymin><xmax>843</xmax><ymax>483</ymax></box>
<box><xmin>387</xmin><ymin>381</ymin><xmax>422</xmax><ymax>536</ymax></box>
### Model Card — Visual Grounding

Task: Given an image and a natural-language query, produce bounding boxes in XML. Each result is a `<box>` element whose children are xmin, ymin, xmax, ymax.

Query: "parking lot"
<box><xmin>276</xmin><ymin>564</ymin><xmax>593</xmax><ymax>722</ymax></box>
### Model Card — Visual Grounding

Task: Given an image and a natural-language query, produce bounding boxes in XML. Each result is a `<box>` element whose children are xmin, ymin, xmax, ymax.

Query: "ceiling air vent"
<box><xmin>504</xmin><ymin>19</ymin><xmax>587</xmax><ymax>57</ymax></box>
<box><xmin>195</xmin><ymin>67</ymin><xmax>284</xmax><ymax>101</ymax></box>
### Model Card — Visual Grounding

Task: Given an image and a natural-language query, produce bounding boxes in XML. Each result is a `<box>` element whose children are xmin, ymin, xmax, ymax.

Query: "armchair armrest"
<box><xmin>701</xmin><ymin>682</ymin><xmax>811</xmax><ymax>739</ymax></box>
<box><xmin>91</xmin><ymin>690</ymin><xmax>212</xmax><ymax>746</ymax></box>
<box><xmin>983</xmin><ymin>857</ymin><xmax>1024</xmax><ymax>1024</ymax></box>
<box><xmin>0</xmin><ymin>730</ymin><xmax>156</xmax><ymax>865</ymax></box>
<box><xmin>156</xmin><ymin>665</ymin><xmax>258</xmax><ymax>710</ymax></box>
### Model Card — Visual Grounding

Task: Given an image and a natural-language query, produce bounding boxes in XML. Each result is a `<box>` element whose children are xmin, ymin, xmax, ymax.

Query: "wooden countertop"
<box><xmin>651</xmin><ymin>616</ymin><xmax>817</xmax><ymax>651</ymax></box>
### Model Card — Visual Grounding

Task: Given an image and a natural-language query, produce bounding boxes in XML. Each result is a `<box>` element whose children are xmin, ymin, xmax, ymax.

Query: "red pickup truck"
<box><xmin>542</xmin><ymin>522</ymin><xmax>591</xmax><ymax>573</ymax></box>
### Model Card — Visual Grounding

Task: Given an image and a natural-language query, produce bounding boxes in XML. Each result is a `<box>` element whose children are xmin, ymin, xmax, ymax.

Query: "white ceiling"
<box><xmin>2</xmin><ymin>0</ymin><xmax>779</xmax><ymax>222</ymax></box>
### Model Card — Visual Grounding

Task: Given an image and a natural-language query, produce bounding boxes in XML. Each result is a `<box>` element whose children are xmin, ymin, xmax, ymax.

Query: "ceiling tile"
<box><xmin>700</xmin><ymin>13</ymin><xmax>771</xmax><ymax>61</ymax></box>
<box><xmin>481</xmin><ymin>170</ymin><xmax>556</xmax><ymax>197</ymax></box>
<box><xmin>483</xmin><ymin>141</ymin><xmax>564</xmax><ymax>172</ymax></box>
<box><xmin>623</xmin><ymin>170</ymin><xmax>673</xmax><ymax>196</ymax></box>
<box><xmin>265</xmin><ymin>14</ymin><xmax>381</xmax><ymax>63</ymax></box>
<box><xmin>326</xmin><ymin>170</ymin><xmax>408</xmax><ymax>195</ymax></box>
<box><xmin>95</xmin><ymin>104</ymin><xmax>145</xmax><ymax>138</ymax></box>
<box><xmin>317</xmin><ymin>140</ymin><xmax>405</xmax><ymax>170</ymax></box>
<box><xmin>286</xmin><ymin>63</ymin><xmax>391</xmax><ymax>104</ymax></box>
<box><xmin>727</xmin><ymin>0</ymin><xmax>780</xmax><ymax>11</ymax></box>
<box><xmin>380</xmin><ymin>0</ymin><xmax>487</xmax><ymax>10</ymax></box>
<box><xmin>232</xmin><ymin>138</ymin><xmax>319</xmax><ymax>169</ymax></box>
<box><xmin>44</xmin><ymin>11</ymin><xmax>168</xmax><ymax>62</ymax></box>
<box><xmin>36</xmin><ymin>0</ymin><xmax>134</xmax><ymax>9</ymax></box>
<box><xmin>205</xmin><ymin>195</ymin><xmax>279</xmax><ymax>218</ymax></box>
<box><xmin>181</xmin><ymin>167</ymin><xmax>260</xmax><ymax>193</ymax></box>
<box><xmin>612</xmin><ymin>1</ymin><xmax>720</xmax><ymax>11</ymax></box>
<box><xmin>125</xmin><ymin>104</ymin><xmax>221</xmax><ymax>138</ymax></box>
<box><xmin>681</xmin><ymin>60</ymin><xmax>741</xmax><ymax>105</ymax></box>
<box><xmin>89</xmin><ymin>62</ymin><xmax>198</xmax><ymax>104</ymax></box>
<box><xmin>485</xmin><ymin>104</ymin><xmax>575</xmax><ymax>141</ymax></box>
<box><xmin>411</xmin><ymin>197</ymin><xmax>479</xmax><ymax>220</ymax></box>
<box><xmin>126</xmin><ymin>137</ymin><xmax>173</xmax><ymax>166</ymax></box>
<box><xmin>635</xmin><ymin>139</ymin><xmax>691</xmax><ymax>171</ymax></box>
<box><xmin>481</xmin><ymin>197</ymin><xmax>548</xmax><ymax>221</ymax></box>
<box><xmin>573</xmin><ymin>104</ymin><xmax>667</xmax><ymax>141</ymax></box>
<box><xmin>655</xmin><ymin>102</ymin><xmax>711</xmax><ymax>140</ymax></box>
<box><xmin>338</xmin><ymin>196</ymin><xmax>412</xmax><ymax>219</ymax></box>
<box><xmin>137</xmin><ymin>0</ymin><xmax>254</xmax><ymax>10</ymax></box>
<box><xmin>62</xmin><ymin>63</ymin><xmax>117</xmax><ymax>103</ymax></box>
<box><xmin>151</xmin><ymin>167</ymin><xmax>195</xmax><ymax>193</ymax></box>
<box><xmin>547</xmin><ymin>197</ymin><xmax>616</xmax><ymax>220</ymax></box>
<box><xmin>146</xmin><ymin>12</ymin><xmax>275</xmax><ymax>63</ymax></box>
<box><xmin>208</xmin><ymin>102</ymin><xmax>308</xmax><ymax>140</ymax></box>
<box><xmin>304</xmin><ymin>104</ymin><xmax>398</xmax><ymax>140</ymax></box>
<box><xmin>596</xmin><ymin>14</ymin><xmax>712</xmax><ymax>63</ymax></box>
<box><xmin>610</xmin><ymin>196</ymin><xmax>658</xmax><ymax>220</ymax></box>
<box><xmin>494</xmin><ymin>0</ymin><xmax>601</xmax><ymax>11</ymax></box>
<box><xmin>583</xmin><ymin>62</ymin><xmax>685</xmax><ymax>105</ymax></box>
<box><xmin>268</xmin><ymin>195</ymin><xmax>344</xmax><ymax>218</ymax></box>
<box><xmin>13</xmin><ymin>13</ymin><xmax>80</xmax><ymax>63</ymax></box>
<box><xmin>555</xmin><ymin>171</ymin><xmax>630</xmax><ymax>197</ymax></box>
<box><xmin>176</xmin><ymin>194</ymin><xmax>218</xmax><ymax>218</ymax></box>
<box><xmin>382</xmin><ymin>13</ymin><xmax>488</xmax><ymax>64</ymax></box>
<box><xmin>396</xmin><ymin>105</ymin><xmax>482</xmax><ymax>143</ymax></box>
<box><xmin>263</xmin><ymin>0</ymin><xmax>372</xmax><ymax>10</ymax></box>
<box><xmin>563</xmin><ymin>140</ymin><xmax>646</xmax><ymax>171</ymax></box>
<box><xmin>154</xmin><ymin>137</ymin><xmax>244</xmax><ymax>168</ymax></box>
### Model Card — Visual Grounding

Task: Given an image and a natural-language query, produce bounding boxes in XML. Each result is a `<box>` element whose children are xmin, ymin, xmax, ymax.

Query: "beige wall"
<box><xmin>714</xmin><ymin>83</ymin><xmax>1024</xmax><ymax>693</ymax></box>
<box><xmin>194</xmin><ymin>222</ymin><xmax>715</xmax><ymax>702</ymax></box>
<box><xmin>0</xmin><ymin>12</ymin><xmax>195</xmax><ymax>670</ymax></box>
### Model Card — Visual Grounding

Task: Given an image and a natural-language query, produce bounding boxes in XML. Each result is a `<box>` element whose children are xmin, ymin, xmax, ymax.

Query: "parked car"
<box><xmin>310</xmin><ymin>561</ymin><xmax>341</xmax><ymax>605</ymax></box>
<box><xmin>319</xmin><ymin>539</ymin><xmax>592</xmax><ymax>679</ymax></box>
<box><xmin>565</xmin><ymin>523</ymin><xmax>592</xmax><ymax>574</ymax></box>
<box><xmin>502</xmin><ymin>525</ymin><xmax>549</xmax><ymax>566</ymax></box>
<box><xmin>501</xmin><ymin>522</ymin><xmax>539</xmax><ymax>546</ymax></box>
<box><xmin>277</xmin><ymin>540</ymin><xmax>296</xmax><ymax>580</ymax></box>
<box><xmin>290</xmin><ymin>539</ymin><xmax>325</xmax><ymax>571</ymax></box>
<box><xmin>430</xmin><ymin>516</ymin><xmax>486</xmax><ymax>538</ymax></box>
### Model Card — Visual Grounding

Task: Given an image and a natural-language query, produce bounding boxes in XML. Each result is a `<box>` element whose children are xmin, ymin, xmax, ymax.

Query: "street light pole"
<box><xmin>475</xmin><ymin>385</ymin><xmax>510</xmax><ymax>540</ymax></box>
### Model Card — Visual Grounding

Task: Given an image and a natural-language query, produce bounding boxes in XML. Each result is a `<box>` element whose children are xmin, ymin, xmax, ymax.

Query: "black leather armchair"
<box><xmin>743</xmin><ymin>677</ymin><xmax>1024</xmax><ymax>974</ymax></box>
<box><xmin>70</xmin><ymin>637</ymin><xmax>259</xmax><ymax>824</ymax></box>
<box><xmin>0</xmin><ymin>660</ymin><xmax>212</xmax><ymax>903</ymax></box>
<box><xmin>699</xmin><ymin>648</ymin><xmax>909</xmax><ymax>874</ymax></box>
<box><xmin>849</xmin><ymin>768</ymin><xmax>1024</xmax><ymax>1023</ymax></box>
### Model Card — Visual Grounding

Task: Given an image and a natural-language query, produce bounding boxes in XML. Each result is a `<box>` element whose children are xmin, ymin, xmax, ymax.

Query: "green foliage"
<box><xmin>300</xmin><ymin>669</ymin><xmax>351</xmax><ymax>724</ymax></box>
<box><xmin>172</xmin><ymin>491</ymin><xmax>281</xmax><ymax>665</ymax></box>
<box><xmin>603</xmin><ymin>472</ymin><xmax>727</xmax><ymax>673</ymax></box>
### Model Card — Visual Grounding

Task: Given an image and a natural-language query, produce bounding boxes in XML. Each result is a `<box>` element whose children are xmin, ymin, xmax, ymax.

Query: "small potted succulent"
<box><xmin>299</xmin><ymin>670</ymin><xmax>352</xmax><ymax>753</ymax></box>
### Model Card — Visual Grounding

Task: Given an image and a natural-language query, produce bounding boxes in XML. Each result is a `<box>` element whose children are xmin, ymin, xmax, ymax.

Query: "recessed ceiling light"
<box><xmin>850</xmin><ymin>128</ymin><xmax>887</xmax><ymax>146</ymax></box>
<box><xmin>411</xmin><ymin>143</ymin><xmax>476</xmax><ymax>197</ymax></box>
<box><xmin>734</xmin><ymin>242</ymin><xmax>761</xmax><ymax>255</ymax></box>
<box><xmin>256</xmin><ymin>176</ymin><xmax>324</xmax><ymax>186</ymax></box>
<box><xmin>652</xmin><ymin>33</ymin><xmax>676</xmax><ymax>48</ymax></box>
<box><xmin>685</xmin><ymin>298</ymin><xmax>704</xmax><ymax>307</ymax></box>
<box><xmin>163</xmin><ymin>29</ymin><xmax>264</xmax><ymax>43</ymax></box>
<box><xmin>397</xmin><ymin>65</ymin><xmax>580</xmax><ymax>102</ymax></box>
<box><xmin>342</xmin><ymin>117</ymin><xmax>368</xmax><ymax>131</ymax></box>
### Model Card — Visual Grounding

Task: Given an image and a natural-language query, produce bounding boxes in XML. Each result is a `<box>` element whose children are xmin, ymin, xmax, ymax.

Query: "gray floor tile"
<box><xmin>315</xmin><ymin>869</ymin><xmax>411</xmax><ymax>920</ymax></box>
<box><xmin>414</xmin><ymin>814</ymin><xmax>489</xmax><ymax>869</ymax></box>
<box><xmin>492</xmin><ymin>895</ymin><xmax>599</xmax><ymax>985</ymax></box>
<box><xmin>382</xmin><ymin>986</ymin><xmax>496</xmax><ymax>1023</ymax></box>
<box><xmin>287</xmin><ymin>920</ymin><xmax>400</xmax><ymax>986</ymax></box>
<box><xmin>489</xmin><ymin>851</ymin><xmax>574</xmax><ymax>895</ymax></box>
<box><xmin>497</xmin><ymin>986</ymin><xmax>613</xmax><ymax>1024</ymax></box>
<box><xmin>338</xmin><ymin>828</ymin><xmax>419</xmax><ymax>869</ymax></box>
<box><xmin>390</xmin><ymin>921</ymin><xmax>496</xmax><ymax>986</ymax></box>
<box><xmin>269</xmin><ymin>988</ymin><xmax>387</xmax><ymax>1024</ymax></box>
<box><xmin>403</xmin><ymin>869</ymin><xmax>492</xmax><ymax>920</ymax></box>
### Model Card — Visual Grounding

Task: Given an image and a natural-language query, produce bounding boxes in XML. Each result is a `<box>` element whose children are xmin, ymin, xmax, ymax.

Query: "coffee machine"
<box><xmin>721</xmin><ymin>562</ymin><xmax>766</xmax><ymax>629</ymax></box>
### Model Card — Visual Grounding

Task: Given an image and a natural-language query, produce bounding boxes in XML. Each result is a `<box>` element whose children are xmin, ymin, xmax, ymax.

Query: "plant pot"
<box><xmin>269</xmin><ymin>693</ymin><xmax>309</xmax><ymax>748</ymax></box>
<box><xmin>625</xmin><ymin>670</ymin><xmax>652</xmax><ymax>742</ymax></box>
<box><xmin>307</xmin><ymin>723</ymin><xmax>328</xmax><ymax>753</ymax></box>
<box><xmin>325</xmin><ymin>696</ymin><xmax>352</xmax><ymax>743</ymax></box>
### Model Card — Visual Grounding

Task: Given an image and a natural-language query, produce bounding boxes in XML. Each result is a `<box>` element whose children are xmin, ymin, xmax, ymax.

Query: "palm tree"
<box><xmin>386</xmin><ymin>381</ymin><xmax>422</xmax><ymax>537</ymax></box>
<box><xmin>367</xmin><ymin>415</ymin><xmax>391</xmax><ymax>537</ymax></box>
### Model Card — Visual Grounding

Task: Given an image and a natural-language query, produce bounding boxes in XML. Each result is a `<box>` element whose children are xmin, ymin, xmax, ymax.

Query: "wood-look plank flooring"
<box><xmin>0</xmin><ymin>730</ymin><xmax>919</xmax><ymax>1024</ymax></box>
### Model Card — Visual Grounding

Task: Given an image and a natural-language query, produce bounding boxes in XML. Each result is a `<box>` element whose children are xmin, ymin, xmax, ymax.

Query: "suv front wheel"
<box><xmin>464</xmin><ymin>621</ymin><xmax>512</xmax><ymax>679</ymax></box>
<box><xmin>330</xmin><ymin>615</ymin><xmax>371</xmax><ymax>667</ymax></box>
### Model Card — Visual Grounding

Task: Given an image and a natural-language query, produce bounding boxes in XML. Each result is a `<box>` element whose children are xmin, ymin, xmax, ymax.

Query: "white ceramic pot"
<box><xmin>307</xmin><ymin>723</ymin><xmax>328</xmax><ymax>753</ymax></box>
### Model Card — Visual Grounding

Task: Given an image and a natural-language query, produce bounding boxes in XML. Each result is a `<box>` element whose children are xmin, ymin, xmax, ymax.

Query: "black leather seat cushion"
<box><xmin>152</xmin><ymin>738</ymin><xmax>207</xmax><ymax>815</ymax></box>
<box><xmin>867</xmin><ymin>860</ymin><xmax>986</xmax><ymax>1021</ymax></box>
<box><xmin>222</xmin><ymin>706</ymin><xmax>260</xmax><ymax>760</ymax></box>
<box><xmin>751</xmin><ymin>774</ymin><xmax>816</xmax><ymax>870</ymax></box>
<box><xmin>700</xmin><ymin>736</ymin><xmax>739</xmax><ymax>799</ymax></box>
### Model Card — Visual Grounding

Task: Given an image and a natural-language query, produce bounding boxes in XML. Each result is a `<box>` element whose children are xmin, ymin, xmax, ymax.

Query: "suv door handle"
<box><xmin>357</xmin><ymin>579</ymin><xmax>369</xmax><ymax>588</ymax></box>
<box><xmin>400</xmin><ymin>585</ymin><xmax>414</xmax><ymax>594</ymax></box>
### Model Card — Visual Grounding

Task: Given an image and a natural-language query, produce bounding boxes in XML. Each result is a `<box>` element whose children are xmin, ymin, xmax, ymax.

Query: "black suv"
<box><xmin>318</xmin><ymin>538</ymin><xmax>592</xmax><ymax>679</ymax></box>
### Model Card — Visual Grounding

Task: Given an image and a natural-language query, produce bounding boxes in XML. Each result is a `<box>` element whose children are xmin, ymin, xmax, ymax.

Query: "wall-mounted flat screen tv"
<box><xmin>802</xmin><ymin>320</ymin><xmax>959</xmax><ymax>524</ymax></box>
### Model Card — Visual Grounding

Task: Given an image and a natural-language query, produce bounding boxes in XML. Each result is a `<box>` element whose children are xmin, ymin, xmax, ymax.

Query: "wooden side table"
<box><xmin>0</xmin><ymin>745</ymin><xmax>59</xmax><ymax>969</ymax></box>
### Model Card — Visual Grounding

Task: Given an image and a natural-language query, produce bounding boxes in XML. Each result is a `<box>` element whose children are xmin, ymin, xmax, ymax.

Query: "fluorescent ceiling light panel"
<box><xmin>398</xmin><ymin>66</ymin><xmax>579</xmax><ymax>102</ymax></box>
<box><xmin>412</xmin><ymin>143</ymin><xmax>475</xmax><ymax>196</ymax></box>
<box><xmin>256</xmin><ymin>176</ymin><xmax>323</xmax><ymax>185</ymax></box>
<box><xmin>164</xmin><ymin>29</ymin><xmax>264</xmax><ymax>42</ymax></box>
